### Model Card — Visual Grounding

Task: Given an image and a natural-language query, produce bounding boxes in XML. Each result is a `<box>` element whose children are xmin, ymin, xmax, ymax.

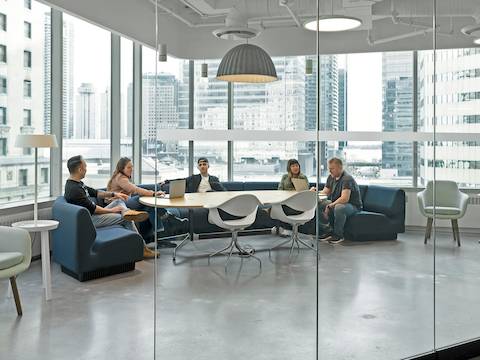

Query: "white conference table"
<box><xmin>139</xmin><ymin>190</ymin><xmax>327</xmax><ymax>261</ymax></box>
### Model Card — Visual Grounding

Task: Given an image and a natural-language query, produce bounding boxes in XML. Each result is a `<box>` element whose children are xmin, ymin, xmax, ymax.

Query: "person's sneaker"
<box><xmin>164</xmin><ymin>213</ymin><xmax>189</xmax><ymax>232</ymax></box>
<box><xmin>123</xmin><ymin>210</ymin><xmax>149</xmax><ymax>222</ymax></box>
<box><xmin>278</xmin><ymin>227</ymin><xmax>291</xmax><ymax>237</ymax></box>
<box><xmin>318</xmin><ymin>232</ymin><xmax>333</xmax><ymax>241</ymax></box>
<box><xmin>328</xmin><ymin>235</ymin><xmax>344</xmax><ymax>244</ymax></box>
<box><xmin>143</xmin><ymin>246</ymin><xmax>160</xmax><ymax>259</ymax></box>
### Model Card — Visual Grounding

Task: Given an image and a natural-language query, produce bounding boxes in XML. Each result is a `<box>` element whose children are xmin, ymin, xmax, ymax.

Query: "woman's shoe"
<box><xmin>143</xmin><ymin>246</ymin><xmax>160</xmax><ymax>259</ymax></box>
<box><xmin>123</xmin><ymin>210</ymin><xmax>149</xmax><ymax>222</ymax></box>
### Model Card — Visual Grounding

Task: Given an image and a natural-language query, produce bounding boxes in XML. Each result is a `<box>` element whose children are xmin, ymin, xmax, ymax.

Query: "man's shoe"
<box><xmin>328</xmin><ymin>235</ymin><xmax>344</xmax><ymax>244</ymax></box>
<box><xmin>164</xmin><ymin>214</ymin><xmax>189</xmax><ymax>233</ymax></box>
<box><xmin>318</xmin><ymin>232</ymin><xmax>333</xmax><ymax>241</ymax></box>
<box><xmin>123</xmin><ymin>210</ymin><xmax>149</xmax><ymax>222</ymax></box>
<box><xmin>143</xmin><ymin>246</ymin><xmax>160</xmax><ymax>259</ymax></box>
<box><xmin>156</xmin><ymin>240</ymin><xmax>177</xmax><ymax>248</ymax></box>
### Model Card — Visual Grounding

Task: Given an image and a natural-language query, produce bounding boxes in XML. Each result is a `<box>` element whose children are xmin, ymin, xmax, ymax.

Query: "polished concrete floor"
<box><xmin>1</xmin><ymin>230</ymin><xmax>480</xmax><ymax>360</ymax></box>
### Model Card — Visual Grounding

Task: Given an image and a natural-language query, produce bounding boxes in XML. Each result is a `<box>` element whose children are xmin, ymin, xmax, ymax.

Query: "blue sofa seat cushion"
<box><xmin>345</xmin><ymin>211</ymin><xmax>393</xmax><ymax>234</ymax></box>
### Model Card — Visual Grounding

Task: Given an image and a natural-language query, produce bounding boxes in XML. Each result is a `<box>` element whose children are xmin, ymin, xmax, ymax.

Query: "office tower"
<box><xmin>418</xmin><ymin>48</ymin><xmax>480</xmax><ymax>188</ymax></box>
<box><xmin>76</xmin><ymin>83</ymin><xmax>96</xmax><ymax>139</ymax></box>
<box><xmin>381</xmin><ymin>52</ymin><xmax>414</xmax><ymax>178</ymax></box>
<box><xmin>43</xmin><ymin>12</ymin><xmax>74</xmax><ymax>138</ymax></box>
<box><xmin>99</xmin><ymin>87</ymin><xmax>110</xmax><ymax>139</ymax></box>
<box><xmin>338</xmin><ymin>68</ymin><xmax>347</xmax><ymax>151</ymax></box>
<box><xmin>142</xmin><ymin>73</ymin><xmax>179</xmax><ymax>154</ymax></box>
<box><xmin>177</xmin><ymin>60</ymin><xmax>189</xmax><ymax>129</ymax></box>
<box><xmin>305</xmin><ymin>55</ymin><xmax>340</xmax><ymax>175</ymax></box>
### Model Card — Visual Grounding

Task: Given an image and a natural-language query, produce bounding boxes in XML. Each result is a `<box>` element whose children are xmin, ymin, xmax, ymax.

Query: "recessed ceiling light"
<box><xmin>304</xmin><ymin>16</ymin><xmax>362</xmax><ymax>32</ymax></box>
<box><xmin>474</xmin><ymin>38</ymin><xmax>480</xmax><ymax>45</ymax></box>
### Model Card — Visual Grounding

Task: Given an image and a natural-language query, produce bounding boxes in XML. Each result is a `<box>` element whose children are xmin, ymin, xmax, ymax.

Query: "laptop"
<box><xmin>161</xmin><ymin>179</ymin><xmax>186</xmax><ymax>199</ymax></box>
<box><xmin>291</xmin><ymin>178</ymin><xmax>309</xmax><ymax>191</ymax></box>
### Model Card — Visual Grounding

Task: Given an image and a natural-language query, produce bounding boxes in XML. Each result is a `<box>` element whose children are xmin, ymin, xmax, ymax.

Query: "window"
<box><xmin>62</xmin><ymin>14</ymin><xmax>111</xmax><ymax>189</ymax></box>
<box><xmin>6</xmin><ymin>171</ymin><xmax>12</xmax><ymax>181</ymax></box>
<box><xmin>23</xmin><ymin>80</ymin><xmax>31</xmax><ymax>97</ymax></box>
<box><xmin>24</xmin><ymin>50</ymin><xmax>31</xmax><ymax>68</ymax></box>
<box><xmin>24</xmin><ymin>21</ymin><xmax>31</xmax><ymax>39</ymax></box>
<box><xmin>141</xmin><ymin>47</ymin><xmax>190</xmax><ymax>181</ymax></box>
<box><xmin>194</xmin><ymin>60</ymin><xmax>228</xmax><ymax>129</ymax></box>
<box><xmin>0</xmin><ymin>77</ymin><xmax>6</xmax><ymax>94</ymax></box>
<box><xmin>24</xmin><ymin>0</ymin><xmax>31</xmax><ymax>9</ymax></box>
<box><xmin>0</xmin><ymin>138</ymin><xmax>6</xmax><ymax>155</ymax></box>
<box><xmin>23</xmin><ymin>109</ymin><xmax>31</xmax><ymax>126</ymax></box>
<box><xmin>0</xmin><ymin>107</ymin><xmax>6</xmax><ymax>125</ymax></box>
<box><xmin>0</xmin><ymin>45</ymin><xmax>6</xmax><ymax>63</ymax></box>
<box><xmin>0</xmin><ymin>13</ymin><xmax>6</xmax><ymax>31</ymax></box>
<box><xmin>18</xmin><ymin>169</ymin><xmax>27</xmax><ymax>186</ymax></box>
<box><xmin>0</xmin><ymin>1</ymin><xmax>51</xmax><ymax>205</ymax></box>
<box><xmin>41</xmin><ymin>168</ymin><xmax>48</xmax><ymax>183</ymax></box>
<box><xmin>120</xmin><ymin>37</ymin><xmax>133</xmax><ymax>158</ymax></box>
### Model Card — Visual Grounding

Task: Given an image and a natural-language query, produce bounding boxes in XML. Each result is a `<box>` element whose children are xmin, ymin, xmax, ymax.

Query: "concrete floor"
<box><xmin>1</xmin><ymin>230</ymin><xmax>480</xmax><ymax>360</ymax></box>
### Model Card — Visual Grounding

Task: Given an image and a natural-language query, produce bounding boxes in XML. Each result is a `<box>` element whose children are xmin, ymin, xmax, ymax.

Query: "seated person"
<box><xmin>319</xmin><ymin>157</ymin><xmax>362</xmax><ymax>244</ymax></box>
<box><xmin>185</xmin><ymin>157</ymin><xmax>226</xmax><ymax>193</ymax></box>
<box><xmin>107</xmin><ymin>157</ymin><xmax>187</xmax><ymax>246</ymax></box>
<box><xmin>64</xmin><ymin>155</ymin><xmax>158</xmax><ymax>259</ymax></box>
<box><xmin>278</xmin><ymin>158</ymin><xmax>315</xmax><ymax>191</ymax></box>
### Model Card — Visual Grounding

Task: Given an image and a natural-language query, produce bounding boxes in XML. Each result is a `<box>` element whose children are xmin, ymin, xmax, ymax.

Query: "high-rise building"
<box><xmin>99</xmin><ymin>87</ymin><xmax>110</xmax><ymax>139</ymax></box>
<box><xmin>142</xmin><ymin>73</ymin><xmax>179</xmax><ymax>154</ymax></box>
<box><xmin>382</xmin><ymin>52</ymin><xmax>413</xmax><ymax>177</ymax></box>
<box><xmin>126</xmin><ymin>82</ymin><xmax>133</xmax><ymax>138</ymax></box>
<box><xmin>43</xmin><ymin>12</ymin><xmax>74</xmax><ymax>138</ymax></box>
<box><xmin>338</xmin><ymin>68</ymin><xmax>347</xmax><ymax>151</ymax></box>
<box><xmin>418</xmin><ymin>48</ymin><xmax>480</xmax><ymax>188</ymax></box>
<box><xmin>76</xmin><ymin>83</ymin><xmax>96</xmax><ymax>139</ymax></box>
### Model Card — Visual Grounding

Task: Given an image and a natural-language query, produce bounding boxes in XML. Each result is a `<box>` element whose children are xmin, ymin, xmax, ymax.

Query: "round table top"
<box><xmin>12</xmin><ymin>219</ymin><xmax>59</xmax><ymax>232</ymax></box>
<box><xmin>140</xmin><ymin>190</ymin><xmax>327</xmax><ymax>208</ymax></box>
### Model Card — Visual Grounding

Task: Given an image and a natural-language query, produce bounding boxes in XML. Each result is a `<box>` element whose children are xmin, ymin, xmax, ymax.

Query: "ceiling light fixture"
<box><xmin>216</xmin><ymin>43</ymin><xmax>277</xmax><ymax>83</ymax></box>
<box><xmin>474</xmin><ymin>38</ymin><xmax>480</xmax><ymax>45</ymax></box>
<box><xmin>304</xmin><ymin>15</ymin><xmax>362</xmax><ymax>32</ymax></box>
<box><xmin>304</xmin><ymin>0</ymin><xmax>362</xmax><ymax>32</ymax></box>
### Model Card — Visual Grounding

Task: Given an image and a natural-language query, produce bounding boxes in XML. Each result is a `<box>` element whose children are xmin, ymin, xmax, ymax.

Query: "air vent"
<box><xmin>213</xmin><ymin>26</ymin><xmax>260</xmax><ymax>40</ymax></box>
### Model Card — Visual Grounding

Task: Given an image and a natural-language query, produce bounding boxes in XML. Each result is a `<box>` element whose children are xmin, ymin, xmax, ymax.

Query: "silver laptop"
<box><xmin>291</xmin><ymin>178</ymin><xmax>309</xmax><ymax>191</ymax></box>
<box><xmin>162</xmin><ymin>179</ymin><xmax>186</xmax><ymax>199</ymax></box>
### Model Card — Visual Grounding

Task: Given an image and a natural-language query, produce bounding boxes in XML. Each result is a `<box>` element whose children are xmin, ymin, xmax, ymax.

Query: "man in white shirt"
<box><xmin>185</xmin><ymin>157</ymin><xmax>226</xmax><ymax>193</ymax></box>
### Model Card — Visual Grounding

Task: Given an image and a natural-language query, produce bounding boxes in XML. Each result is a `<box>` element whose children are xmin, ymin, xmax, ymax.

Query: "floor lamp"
<box><xmin>15</xmin><ymin>134</ymin><xmax>58</xmax><ymax>224</ymax></box>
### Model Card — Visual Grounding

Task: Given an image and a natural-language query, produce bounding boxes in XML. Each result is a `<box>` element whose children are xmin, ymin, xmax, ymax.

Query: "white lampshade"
<box><xmin>15</xmin><ymin>134</ymin><xmax>58</xmax><ymax>148</ymax></box>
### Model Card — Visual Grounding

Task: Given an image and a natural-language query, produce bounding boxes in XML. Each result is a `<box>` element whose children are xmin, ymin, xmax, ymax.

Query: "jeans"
<box><xmin>91</xmin><ymin>199</ymin><xmax>138</xmax><ymax>234</ymax></box>
<box><xmin>328</xmin><ymin>203</ymin><xmax>359</xmax><ymax>238</ymax></box>
<box><xmin>126</xmin><ymin>195</ymin><xmax>168</xmax><ymax>232</ymax></box>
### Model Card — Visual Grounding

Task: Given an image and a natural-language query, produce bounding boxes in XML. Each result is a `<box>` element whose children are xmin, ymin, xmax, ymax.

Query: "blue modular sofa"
<box><xmin>52</xmin><ymin>197</ymin><xmax>144</xmax><ymax>281</ymax></box>
<box><xmin>157</xmin><ymin>181</ymin><xmax>405</xmax><ymax>241</ymax></box>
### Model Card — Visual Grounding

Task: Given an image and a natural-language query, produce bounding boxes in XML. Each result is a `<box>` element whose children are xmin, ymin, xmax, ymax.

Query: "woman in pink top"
<box><xmin>107</xmin><ymin>157</ymin><xmax>186</xmax><ymax>243</ymax></box>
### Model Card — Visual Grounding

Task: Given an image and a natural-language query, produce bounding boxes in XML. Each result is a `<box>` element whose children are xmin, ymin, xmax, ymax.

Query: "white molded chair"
<box><xmin>417</xmin><ymin>180</ymin><xmax>469</xmax><ymax>247</ymax></box>
<box><xmin>206</xmin><ymin>194</ymin><xmax>261</xmax><ymax>270</ymax></box>
<box><xmin>269</xmin><ymin>190</ymin><xmax>317</xmax><ymax>256</ymax></box>
<box><xmin>0</xmin><ymin>226</ymin><xmax>31</xmax><ymax>316</ymax></box>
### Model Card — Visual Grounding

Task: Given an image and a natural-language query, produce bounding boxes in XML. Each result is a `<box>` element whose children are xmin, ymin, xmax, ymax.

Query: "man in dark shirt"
<box><xmin>319</xmin><ymin>157</ymin><xmax>362</xmax><ymax>244</ymax></box>
<box><xmin>185</xmin><ymin>157</ymin><xmax>226</xmax><ymax>193</ymax></box>
<box><xmin>64</xmin><ymin>155</ymin><xmax>149</xmax><ymax>235</ymax></box>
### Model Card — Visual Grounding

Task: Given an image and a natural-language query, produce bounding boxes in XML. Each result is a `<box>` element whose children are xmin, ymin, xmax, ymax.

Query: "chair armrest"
<box><xmin>0</xmin><ymin>227</ymin><xmax>31</xmax><ymax>258</ymax></box>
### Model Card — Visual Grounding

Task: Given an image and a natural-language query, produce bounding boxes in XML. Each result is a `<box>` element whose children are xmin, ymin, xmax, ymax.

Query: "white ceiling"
<box><xmin>41</xmin><ymin>0</ymin><xmax>480</xmax><ymax>58</ymax></box>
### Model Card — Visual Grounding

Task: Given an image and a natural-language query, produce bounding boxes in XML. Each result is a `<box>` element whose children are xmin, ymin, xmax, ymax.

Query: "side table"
<box><xmin>11</xmin><ymin>220</ymin><xmax>59</xmax><ymax>301</ymax></box>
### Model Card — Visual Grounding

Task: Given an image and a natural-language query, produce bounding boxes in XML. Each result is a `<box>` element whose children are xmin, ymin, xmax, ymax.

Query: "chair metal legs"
<box><xmin>424</xmin><ymin>218</ymin><xmax>433</xmax><ymax>244</ymax></box>
<box><xmin>269</xmin><ymin>224</ymin><xmax>316</xmax><ymax>257</ymax></box>
<box><xmin>10</xmin><ymin>276</ymin><xmax>22</xmax><ymax>316</ymax></box>
<box><xmin>209</xmin><ymin>231</ymin><xmax>262</xmax><ymax>271</ymax></box>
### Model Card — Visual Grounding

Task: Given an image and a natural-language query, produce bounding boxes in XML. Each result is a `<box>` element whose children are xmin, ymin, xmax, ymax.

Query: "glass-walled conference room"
<box><xmin>2</xmin><ymin>0</ymin><xmax>480</xmax><ymax>359</ymax></box>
